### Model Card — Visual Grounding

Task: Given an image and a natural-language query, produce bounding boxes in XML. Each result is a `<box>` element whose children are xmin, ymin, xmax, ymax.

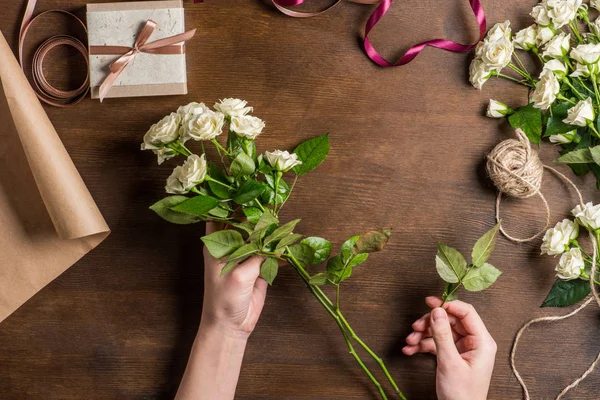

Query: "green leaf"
<box><xmin>226</xmin><ymin>242</ymin><xmax>260</xmax><ymax>261</ymax></box>
<box><xmin>326</xmin><ymin>255</ymin><xmax>347</xmax><ymax>282</ymax></box>
<box><xmin>509</xmin><ymin>103</ymin><xmax>543</xmax><ymax>145</ymax></box>
<box><xmin>301</xmin><ymin>237</ymin><xmax>332</xmax><ymax>264</ymax></box>
<box><xmin>462</xmin><ymin>263</ymin><xmax>502</xmax><ymax>291</ymax></box>
<box><xmin>442</xmin><ymin>282</ymin><xmax>460</xmax><ymax>302</ymax></box>
<box><xmin>207</xmin><ymin>163</ymin><xmax>231</xmax><ymax>199</ymax></box>
<box><xmin>170</xmin><ymin>195</ymin><xmax>220</xmax><ymax>216</ymax></box>
<box><xmin>227</xmin><ymin>222</ymin><xmax>254</xmax><ymax>237</ymax></box>
<box><xmin>435</xmin><ymin>244</ymin><xmax>468</xmax><ymax>283</ymax></box>
<box><xmin>274</xmin><ymin>233</ymin><xmax>304</xmax><ymax>252</ymax></box>
<box><xmin>249</xmin><ymin>209</ymin><xmax>278</xmax><ymax>242</ymax></box>
<box><xmin>230</xmin><ymin>152</ymin><xmax>255</xmax><ymax>177</ymax></box>
<box><xmin>341</xmin><ymin>235</ymin><xmax>360</xmax><ymax>262</ymax></box>
<box><xmin>260</xmin><ymin>258</ymin><xmax>279</xmax><ymax>285</ymax></box>
<box><xmin>545</xmin><ymin>102</ymin><xmax>576</xmax><ymax>137</ymax></box>
<box><xmin>243</xmin><ymin>207</ymin><xmax>262</xmax><ymax>224</ymax></box>
<box><xmin>292</xmin><ymin>133</ymin><xmax>330</xmax><ymax>175</ymax></box>
<box><xmin>262</xmin><ymin>174</ymin><xmax>289</xmax><ymax>205</ymax></box>
<box><xmin>555</xmin><ymin>147</ymin><xmax>594</xmax><ymax>163</ymax></box>
<box><xmin>348</xmin><ymin>253</ymin><xmax>369</xmax><ymax>267</ymax></box>
<box><xmin>150</xmin><ymin>196</ymin><xmax>203</xmax><ymax>225</ymax></box>
<box><xmin>220</xmin><ymin>259</ymin><xmax>242</xmax><ymax>275</ymax></box>
<box><xmin>201</xmin><ymin>230</ymin><xmax>245</xmax><ymax>258</ymax></box>
<box><xmin>309</xmin><ymin>272</ymin><xmax>331</xmax><ymax>286</ymax></box>
<box><xmin>355</xmin><ymin>228</ymin><xmax>392</xmax><ymax>253</ymax></box>
<box><xmin>287</xmin><ymin>243</ymin><xmax>315</xmax><ymax>267</ymax></box>
<box><xmin>264</xmin><ymin>219</ymin><xmax>301</xmax><ymax>246</ymax></box>
<box><xmin>208</xmin><ymin>205</ymin><xmax>229</xmax><ymax>218</ymax></box>
<box><xmin>471</xmin><ymin>222</ymin><xmax>500</xmax><ymax>267</ymax></box>
<box><xmin>541</xmin><ymin>278</ymin><xmax>591</xmax><ymax>307</ymax></box>
<box><xmin>233</xmin><ymin>180</ymin><xmax>265</xmax><ymax>205</ymax></box>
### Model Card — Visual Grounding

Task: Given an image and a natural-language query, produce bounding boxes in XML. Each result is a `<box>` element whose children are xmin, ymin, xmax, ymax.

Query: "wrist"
<box><xmin>198</xmin><ymin>317</ymin><xmax>251</xmax><ymax>343</ymax></box>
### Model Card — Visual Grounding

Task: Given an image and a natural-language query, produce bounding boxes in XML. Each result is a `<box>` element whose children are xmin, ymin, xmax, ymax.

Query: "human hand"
<box><xmin>402</xmin><ymin>297</ymin><xmax>497</xmax><ymax>400</ymax></box>
<box><xmin>200</xmin><ymin>222</ymin><xmax>268</xmax><ymax>337</ymax></box>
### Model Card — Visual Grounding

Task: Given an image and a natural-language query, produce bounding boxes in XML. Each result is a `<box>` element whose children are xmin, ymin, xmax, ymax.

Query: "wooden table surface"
<box><xmin>1</xmin><ymin>0</ymin><xmax>600</xmax><ymax>399</ymax></box>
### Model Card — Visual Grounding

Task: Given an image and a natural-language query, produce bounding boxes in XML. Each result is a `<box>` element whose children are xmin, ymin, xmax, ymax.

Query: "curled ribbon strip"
<box><xmin>19</xmin><ymin>0</ymin><xmax>89</xmax><ymax>107</ymax></box>
<box><xmin>272</xmin><ymin>0</ymin><xmax>487</xmax><ymax>67</ymax></box>
<box><xmin>89</xmin><ymin>20</ymin><xmax>196</xmax><ymax>102</ymax></box>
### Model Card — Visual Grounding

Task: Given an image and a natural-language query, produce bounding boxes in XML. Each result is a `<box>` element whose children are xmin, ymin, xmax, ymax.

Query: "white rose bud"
<box><xmin>570</xmin><ymin>43</ymin><xmax>600</xmax><ymax>64</ymax></box>
<box><xmin>541</xmin><ymin>218</ymin><xmax>579</xmax><ymax>255</ymax></box>
<box><xmin>486</xmin><ymin>99</ymin><xmax>512</xmax><ymax>118</ymax></box>
<box><xmin>230</xmin><ymin>115</ymin><xmax>265</xmax><ymax>139</ymax></box>
<box><xmin>154</xmin><ymin>147</ymin><xmax>177</xmax><ymax>165</ymax></box>
<box><xmin>141</xmin><ymin>112</ymin><xmax>181</xmax><ymax>149</ymax></box>
<box><xmin>563</xmin><ymin>97</ymin><xmax>594</xmax><ymax>127</ymax></box>
<box><xmin>555</xmin><ymin>248</ymin><xmax>585</xmax><ymax>280</ymax></box>
<box><xmin>481</xmin><ymin>37</ymin><xmax>514</xmax><ymax>70</ymax></box>
<box><xmin>513</xmin><ymin>25</ymin><xmax>538</xmax><ymax>50</ymax></box>
<box><xmin>569</xmin><ymin>62</ymin><xmax>591</xmax><ymax>78</ymax></box>
<box><xmin>535</xmin><ymin>26</ymin><xmax>555</xmax><ymax>47</ymax></box>
<box><xmin>531</xmin><ymin>4</ymin><xmax>551</xmax><ymax>26</ymax></box>
<box><xmin>186</xmin><ymin>111</ymin><xmax>225</xmax><ymax>141</ymax></box>
<box><xmin>264</xmin><ymin>150</ymin><xmax>303</xmax><ymax>172</ymax></box>
<box><xmin>572</xmin><ymin>201</ymin><xmax>600</xmax><ymax>230</ymax></box>
<box><xmin>486</xmin><ymin>21</ymin><xmax>512</xmax><ymax>42</ymax></box>
<box><xmin>469</xmin><ymin>58</ymin><xmax>493</xmax><ymax>89</ymax></box>
<box><xmin>214</xmin><ymin>98</ymin><xmax>253</xmax><ymax>117</ymax></box>
<box><xmin>165</xmin><ymin>154</ymin><xmax>208</xmax><ymax>194</ymax></box>
<box><xmin>549</xmin><ymin>130</ymin><xmax>576</xmax><ymax>144</ymax></box>
<box><xmin>548</xmin><ymin>0</ymin><xmax>582</xmax><ymax>28</ymax></box>
<box><xmin>542</xmin><ymin>32</ymin><xmax>570</xmax><ymax>58</ymax></box>
<box><xmin>543</xmin><ymin>59</ymin><xmax>567</xmax><ymax>76</ymax></box>
<box><xmin>531</xmin><ymin>69</ymin><xmax>560</xmax><ymax>110</ymax></box>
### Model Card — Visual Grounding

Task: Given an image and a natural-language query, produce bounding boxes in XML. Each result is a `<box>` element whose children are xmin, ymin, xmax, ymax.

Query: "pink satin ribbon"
<box><xmin>272</xmin><ymin>0</ymin><xmax>486</xmax><ymax>67</ymax></box>
<box><xmin>89</xmin><ymin>20</ymin><xmax>196</xmax><ymax>102</ymax></box>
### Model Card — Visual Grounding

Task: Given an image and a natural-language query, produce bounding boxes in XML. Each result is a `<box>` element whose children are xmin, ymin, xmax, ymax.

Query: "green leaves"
<box><xmin>301</xmin><ymin>237</ymin><xmax>332</xmax><ymax>264</ymax></box>
<box><xmin>545</xmin><ymin>102</ymin><xmax>576</xmax><ymax>137</ymax></box>
<box><xmin>233</xmin><ymin>180</ymin><xmax>265</xmax><ymax>204</ymax></box>
<box><xmin>230</xmin><ymin>152</ymin><xmax>255</xmax><ymax>177</ymax></box>
<box><xmin>435</xmin><ymin>244</ymin><xmax>468</xmax><ymax>283</ymax></box>
<box><xmin>150</xmin><ymin>196</ymin><xmax>203</xmax><ymax>225</ymax></box>
<box><xmin>541</xmin><ymin>278</ymin><xmax>591</xmax><ymax>307</ymax></box>
<box><xmin>264</xmin><ymin>219</ymin><xmax>301</xmax><ymax>247</ymax></box>
<box><xmin>260</xmin><ymin>257</ymin><xmax>279</xmax><ymax>285</ymax></box>
<box><xmin>287</xmin><ymin>243</ymin><xmax>315</xmax><ymax>267</ymax></box>
<box><xmin>170</xmin><ymin>195</ymin><xmax>220</xmax><ymax>216</ymax></box>
<box><xmin>249</xmin><ymin>209</ymin><xmax>279</xmax><ymax>242</ymax></box>
<box><xmin>462</xmin><ymin>263</ymin><xmax>502</xmax><ymax>291</ymax></box>
<box><xmin>555</xmin><ymin>145</ymin><xmax>600</xmax><ymax>164</ymax></box>
<box><xmin>292</xmin><ymin>133</ymin><xmax>330</xmax><ymax>175</ymax></box>
<box><xmin>227</xmin><ymin>242</ymin><xmax>260</xmax><ymax>261</ymax></box>
<box><xmin>471</xmin><ymin>222</ymin><xmax>500</xmax><ymax>267</ymax></box>
<box><xmin>355</xmin><ymin>228</ymin><xmax>392</xmax><ymax>253</ymax></box>
<box><xmin>509</xmin><ymin>103</ymin><xmax>543</xmax><ymax>145</ymax></box>
<box><xmin>201</xmin><ymin>230</ymin><xmax>245</xmax><ymax>258</ymax></box>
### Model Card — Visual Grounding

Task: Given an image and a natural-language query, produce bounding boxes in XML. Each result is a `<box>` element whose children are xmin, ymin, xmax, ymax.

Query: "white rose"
<box><xmin>543</xmin><ymin>59</ymin><xmax>567</xmax><ymax>76</ymax></box>
<box><xmin>563</xmin><ymin>97</ymin><xmax>594</xmax><ymax>126</ymax></box>
<box><xmin>177</xmin><ymin>102</ymin><xmax>210</xmax><ymax>126</ymax></box>
<box><xmin>590</xmin><ymin>17</ymin><xmax>600</xmax><ymax>35</ymax></box>
<box><xmin>513</xmin><ymin>25</ymin><xmax>538</xmax><ymax>50</ymax></box>
<box><xmin>214</xmin><ymin>98</ymin><xmax>253</xmax><ymax>117</ymax></box>
<box><xmin>165</xmin><ymin>154</ymin><xmax>208</xmax><ymax>194</ymax></box>
<box><xmin>469</xmin><ymin>58</ymin><xmax>493</xmax><ymax>89</ymax></box>
<box><xmin>570</xmin><ymin>43</ymin><xmax>600</xmax><ymax>64</ymax></box>
<box><xmin>142</xmin><ymin>112</ymin><xmax>180</xmax><ymax>148</ymax></box>
<box><xmin>165</xmin><ymin>166</ymin><xmax>186</xmax><ymax>194</ymax></box>
<box><xmin>186</xmin><ymin>111</ymin><xmax>225</xmax><ymax>141</ymax></box>
<box><xmin>230</xmin><ymin>115</ymin><xmax>265</xmax><ymax>139</ymax></box>
<box><xmin>531</xmin><ymin>4</ymin><xmax>551</xmax><ymax>26</ymax></box>
<box><xmin>481</xmin><ymin>37</ymin><xmax>514</xmax><ymax>70</ymax></box>
<box><xmin>536</xmin><ymin>26</ymin><xmax>555</xmax><ymax>46</ymax></box>
<box><xmin>541</xmin><ymin>218</ymin><xmax>579</xmax><ymax>255</ymax></box>
<box><xmin>548</xmin><ymin>0</ymin><xmax>582</xmax><ymax>28</ymax></box>
<box><xmin>486</xmin><ymin>99</ymin><xmax>511</xmax><ymax>118</ymax></box>
<box><xmin>154</xmin><ymin>147</ymin><xmax>177</xmax><ymax>165</ymax></box>
<box><xmin>572</xmin><ymin>201</ymin><xmax>600</xmax><ymax>230</ymax></box>
<box><xmin>486</xmin><ymin>21</ymin><xmax>512</xmax><ymax>42</ymax></box>
<box><xmin>542</xmin><ymin>32</ymin><xmax>570</xmax><ymax>58</ymax></box>
<box><xmin>549</xmin><ymin>130</ymin><xmax>576</xmax><ymax>144</ymax></box>
<box><xmin>531</xmin><ymin>69</ymin><xmax>560</xmax><ymax>110</ymax></box>
<box><xmin>264</xmin><ymin>150</ymin><xmax>303</xmax><ymax>172</ymax></box>
<box><xmin>569</xmin><ymin>62</ymin><xmax>591</xmax><ymax>78</ymax></box>
<box><xmin>592</xmin><ymin>0</ymin><xmax>600</xmax><ymax>10</ymax></box>
<box><xmin>555</xmin><ymin>248</ymin><xmax>584</xmax><ymax>280</ymax></box>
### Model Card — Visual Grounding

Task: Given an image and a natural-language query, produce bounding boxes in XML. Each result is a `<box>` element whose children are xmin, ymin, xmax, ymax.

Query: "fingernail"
<box><xmin>432</xmin><ymin>307</ymin><xmax>447</xmax><ymax>322</ymax></box>
<box><xmin>406</xmin><ymin>332</ymin><xmax>416</xmax><ymax>340</ymax></box>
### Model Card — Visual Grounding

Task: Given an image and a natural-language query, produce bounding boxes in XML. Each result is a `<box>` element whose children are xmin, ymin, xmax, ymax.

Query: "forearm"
<box><xmin>175</xmin><ymin>320</ymin><xmax>249</xmax><ymax>400</ymax></box>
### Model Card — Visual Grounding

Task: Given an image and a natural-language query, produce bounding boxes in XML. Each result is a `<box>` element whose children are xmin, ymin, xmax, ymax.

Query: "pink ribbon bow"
<box><xmin>89</xmin><ymin>20</ymin><xmax>196</xmax><ymax>102</ymax></box>
<box><xmin>272</xmin><ymin>0</ymin><xmax>487</xmax><ymax>67</ymax></box>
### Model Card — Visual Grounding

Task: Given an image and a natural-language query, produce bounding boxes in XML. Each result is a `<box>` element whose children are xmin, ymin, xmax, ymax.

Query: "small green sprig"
<box><xmin>435</xmin><ymin>222</ymin><xmax>503</xmax><ymax>303</ymax></box>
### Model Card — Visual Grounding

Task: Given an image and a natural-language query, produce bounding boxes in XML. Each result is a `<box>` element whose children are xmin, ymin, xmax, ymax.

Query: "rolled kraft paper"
<box><xmin>0</xmin><ymin>31</ymin><xmax>110</xmax><ymax>323</ymax></box>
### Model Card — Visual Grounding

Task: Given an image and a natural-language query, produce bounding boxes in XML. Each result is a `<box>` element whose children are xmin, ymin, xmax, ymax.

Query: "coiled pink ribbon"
<box><xmin>272</xmin><ymin>0</ymin><xmax>487</xmax><ymax>67</ymax></box>
<box><xmin>89</xmin><ymin>20</ymin><xmax>196</xmax><ymax>102</ymax></box>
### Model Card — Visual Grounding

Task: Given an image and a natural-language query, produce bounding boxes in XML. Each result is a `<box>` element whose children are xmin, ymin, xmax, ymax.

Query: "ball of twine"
<box><xmin>486</xmin><ymin>129</ymin><xmax>544</xmax><ymax>199</ymax></box>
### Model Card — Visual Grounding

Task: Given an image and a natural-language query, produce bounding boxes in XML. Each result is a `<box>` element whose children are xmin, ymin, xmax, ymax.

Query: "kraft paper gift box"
<box><xmin>86</xmin><ymin>0</ymin><xmax>190</xmax><ymax>100</ymax></box>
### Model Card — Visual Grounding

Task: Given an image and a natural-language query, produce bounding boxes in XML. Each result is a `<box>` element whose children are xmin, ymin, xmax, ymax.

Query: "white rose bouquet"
<box><xmin>540</xmin><ymin>203</ymin><xmax>600</xmax><ymax>306</ymax></box>
<box><xmin>470</xmin><ymin>1</ymin><xmax>600</xmax><ymax>189</ymax></box>
<box><xmin>142</xmin><ymin>99</ymin><xmax>407</xmax><ymax>400</ymax></box>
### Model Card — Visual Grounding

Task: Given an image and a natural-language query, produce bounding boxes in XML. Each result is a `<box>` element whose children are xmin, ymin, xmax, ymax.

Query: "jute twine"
<box><xmin>485</xmin><ymin>129</ymin><xmax>600</xmax><ymax>399</ymax></box>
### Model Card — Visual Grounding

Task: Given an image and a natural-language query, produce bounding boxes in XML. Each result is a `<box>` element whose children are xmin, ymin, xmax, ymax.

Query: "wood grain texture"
<box><xmin>1</xmin><ymin>0</ymin><xmax>599</xmax><ymax>398</ymax></box>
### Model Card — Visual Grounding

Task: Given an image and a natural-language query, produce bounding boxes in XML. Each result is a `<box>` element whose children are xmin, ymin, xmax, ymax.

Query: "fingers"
<box><xmin>412</xmin><ymin>312</ymin><xmax>468</xmax><ymax>337</ymax></box>
<box><xmin>425</xmin><ymin>297</ymin><xmax>489</xmax><ymax>337</ymax></box>
<box><xmin>205</xmin><ymin>221</ymin><xmax>224</xmax><ymax>236</ymax></box>
<box><xmin>429</xmin><ymin>308</ymin><xmax>462</xmax><ymax>364</ymax></box>
<box><xmin>402</xmin><ymin>338</ymin><xmax>437</xmax><ymax>356</ymax></box>
<box><xmin>229</xmin><ymin>256</ymin><xmax>263</xmax><ymax>283</ymax></box>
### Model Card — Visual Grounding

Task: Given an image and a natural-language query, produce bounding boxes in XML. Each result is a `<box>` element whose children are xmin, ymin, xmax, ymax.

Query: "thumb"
<box><xmin>430</xmin><ymin>308</ymin><xmax>461</xmax><ymax>365</ymax></box>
